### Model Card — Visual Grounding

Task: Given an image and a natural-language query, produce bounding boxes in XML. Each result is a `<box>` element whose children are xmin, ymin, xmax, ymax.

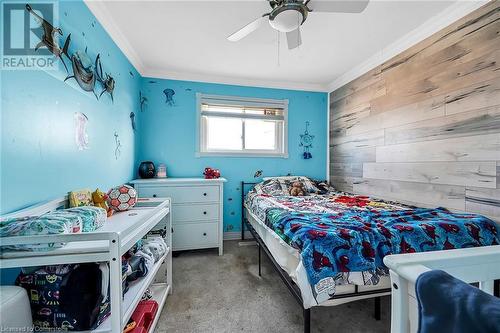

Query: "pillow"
<box><xmin>253</xmin><ymin>178</ymin><xmax>286</xmax><ymax>196</ymax></box>
<box><xmin>278</xmin><ymin>176</ymin><xmax>319</xmax><ymax>194</ymax></box>
<box><xmin>260</xmin><ymin>176</ymin><xmax>320</xmax><ymax>195</ymax></box>
<box><xmin>311</xmin><ymin>179</ymin><xmax>336</xmax><ymax>194</ymax></box>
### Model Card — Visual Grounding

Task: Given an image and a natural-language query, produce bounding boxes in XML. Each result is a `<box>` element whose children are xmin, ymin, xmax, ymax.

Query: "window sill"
<box><xmin>196</xmin><ymin>151</ymin><xmax>288</xmax><ymax>159</ymax></box>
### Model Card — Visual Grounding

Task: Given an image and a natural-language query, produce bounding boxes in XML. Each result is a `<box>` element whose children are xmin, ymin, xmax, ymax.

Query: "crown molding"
<box><xmin>84</xmin><ymin>0</ymin><xmax>328</xmax><ymax>92</ymax></box>
<box><xmin>84</xmin><ymin>0</ymin><xmax>146</xmax><ymax>74</ymax></box>
<box><xmin>141</xmin><ymin>67</ymin><xmax>329</xmax><ymax>92</ymax></box>
<box><xmin>85</xmin><ymin>0</ymin><xmax>487</xmax><ymax>94</ymax></box>
<box><xmin>327</xmin><ymin>0</ymin><xmax>489</xmax><ymax>92</ymax></box>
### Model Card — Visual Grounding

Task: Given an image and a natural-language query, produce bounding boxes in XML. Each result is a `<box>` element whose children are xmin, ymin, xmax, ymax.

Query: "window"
<box><xmin>197</xmin><ymin>94</ymin><xmax>288</xmax><ymax>157</ymax></box>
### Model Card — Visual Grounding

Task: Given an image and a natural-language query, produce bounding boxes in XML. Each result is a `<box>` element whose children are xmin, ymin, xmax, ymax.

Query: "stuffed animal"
<box><xmin>203</xmin><ymin>167</ymin><xmax>221</xmax><ymax>179</ymax></box>
<box><xmin>289</xmin><ymin>182</ymin><xmax>306</xmax><ymax>196</ymax></box>
<box><xmin>92</xmin><ymin>188</ymin><xmax>113</xmax><ymax>217</ymax></box>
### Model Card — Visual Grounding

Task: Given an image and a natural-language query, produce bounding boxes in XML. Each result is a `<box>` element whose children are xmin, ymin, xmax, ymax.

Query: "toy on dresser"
<box><xmin>203</xmin><ymin>167</ymin><xmax>220</xmax><ymax>179</ymax></box>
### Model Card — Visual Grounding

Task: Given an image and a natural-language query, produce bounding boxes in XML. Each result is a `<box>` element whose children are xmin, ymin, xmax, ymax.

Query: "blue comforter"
<box><xmin>266</xmin><ymin>207</ymin><xmax>500</xmax><ymax>287</ymax></box>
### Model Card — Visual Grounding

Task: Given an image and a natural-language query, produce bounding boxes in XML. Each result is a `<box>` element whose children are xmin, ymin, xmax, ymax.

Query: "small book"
<box><xmin>69</xmin><ymin>189</ymin><xmax>93</xmax><ymax>207</ymax></box>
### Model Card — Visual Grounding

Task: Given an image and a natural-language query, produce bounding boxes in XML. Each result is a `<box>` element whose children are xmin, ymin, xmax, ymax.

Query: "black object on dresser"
<box><xmin>138</xmin><ymin>161</ymin><xmax>155</xmax><ymax>179</ymax></box>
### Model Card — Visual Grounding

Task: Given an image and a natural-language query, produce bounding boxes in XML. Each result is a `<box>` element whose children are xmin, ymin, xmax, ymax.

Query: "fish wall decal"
<box><xmin>26</xmin><ymin>4</ymin><xmax>71</xmax><ymax>72</ymax></box>
<box><xmin>64</xmin><ymin>47</ymin><xmax>97</xmax><ymax>99</ymax></box>
<box><xmin>95</xmin><ymin>54</ymin><xmax>115</xmax><ymax>102</ymax></box>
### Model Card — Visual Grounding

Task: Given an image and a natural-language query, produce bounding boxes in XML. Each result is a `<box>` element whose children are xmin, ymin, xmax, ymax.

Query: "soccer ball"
<box><xmin>107</xmin><ymin>185</ymin><xmax>137</xmax><ymax>212</ymax></box>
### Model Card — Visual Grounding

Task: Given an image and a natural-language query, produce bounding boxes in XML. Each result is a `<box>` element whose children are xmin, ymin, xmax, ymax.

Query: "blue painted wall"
<box><xmin>136</xmin><ymin>78</ymin><xmax>328</xmax><ymax>232</ymax></box>
<box><xmin>0</xmin><ymin>1</ymin><xmax>327</xmax><ymax>283</ymax></box>
<box><xmin>1</xmin><ymin>1</ymin><xmax>141</xmax><ymax>214</ymax></box>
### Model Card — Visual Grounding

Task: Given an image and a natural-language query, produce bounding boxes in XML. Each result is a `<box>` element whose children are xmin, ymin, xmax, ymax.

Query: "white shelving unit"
<box><xmin>0</xmin><ymin>197</ymin><xmax>173</xmax><ymax>333</ymax></box>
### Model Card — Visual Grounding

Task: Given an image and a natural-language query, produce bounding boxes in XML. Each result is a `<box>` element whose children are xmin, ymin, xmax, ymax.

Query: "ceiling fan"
<box><xmin>227</xmin><ymin>0</ymin><xmax>369</xmax><ymax>50</ymax></box>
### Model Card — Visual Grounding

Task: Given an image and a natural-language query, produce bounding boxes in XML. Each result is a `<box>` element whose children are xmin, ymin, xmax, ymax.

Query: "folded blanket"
<box><xmin>47</xmin><ymin>206</ymin><xmax>106</xmax><ymax>232</ymax></box>
<box><xmin>0</xmin><ymin>215</ymin><xmax>79</xmax><ymax>251</ymax></box>
<box><xmin>416</xmin><ymin>270</ymin><xmax>500</xmax><ymax>333</ymax></box>
<box><xmin>0</xmin><ymin>206</ymin><xmax>106</xmax><ymax>252</ymax></box>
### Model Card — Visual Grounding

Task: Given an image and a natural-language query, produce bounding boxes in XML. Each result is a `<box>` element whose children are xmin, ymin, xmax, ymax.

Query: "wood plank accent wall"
<box><xmin>329</xmin><ymin>2</ymin><xmax>500</xmax><ymax>222</ymax></box>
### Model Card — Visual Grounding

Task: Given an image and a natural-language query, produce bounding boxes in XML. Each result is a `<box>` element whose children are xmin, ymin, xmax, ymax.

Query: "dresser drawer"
<box><xmin>138</xmin><ymin>185</ymin><xmax>219</xmax><ymax>203</ymax></box>
<box><xmin>172</xmin><ymin>204</ymin><xmax>219</xmax><ymax>223</ymax></box>
<box><xmin>172</xmin><ymin>222</ymin><xmax>218</xmax><ymax>250</ymax></box>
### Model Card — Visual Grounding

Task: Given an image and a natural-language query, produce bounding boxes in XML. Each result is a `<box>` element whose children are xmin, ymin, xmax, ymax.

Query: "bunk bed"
<box><xmin>0</xmin><ymin>196</ymin><xmax>173</xmax><ymax>333</ymax></box>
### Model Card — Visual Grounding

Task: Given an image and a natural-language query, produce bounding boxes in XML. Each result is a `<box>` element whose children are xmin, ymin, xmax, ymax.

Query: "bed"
<box><xmin>241</xmin><ymin>176</ymin><xmax>500</xmax><ymax>333</ymax></box>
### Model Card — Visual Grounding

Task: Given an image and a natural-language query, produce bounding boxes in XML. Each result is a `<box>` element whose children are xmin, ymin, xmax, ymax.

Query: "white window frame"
<box><xmin>196</xmin><ymin>93</ymin><xmax>288</xmax><ymax>158</ymax></box>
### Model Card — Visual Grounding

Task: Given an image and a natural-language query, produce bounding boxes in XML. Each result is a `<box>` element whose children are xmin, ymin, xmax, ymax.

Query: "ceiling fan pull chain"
<box><xmin>277</xmin><ymin>30</ymin><xmax>281</xmax><ymax>67</ymax></box>
<box><xmin>297</xmin><ymin>12</ymin><xmax>301</xmax><ymax>50</ymax></box>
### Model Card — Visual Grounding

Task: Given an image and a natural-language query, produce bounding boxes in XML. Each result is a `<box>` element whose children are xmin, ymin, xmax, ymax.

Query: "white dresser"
<box><xmin>131</xmin><ymin>178</ymin><xmax>226</xmax><ymax>255</ymax></box>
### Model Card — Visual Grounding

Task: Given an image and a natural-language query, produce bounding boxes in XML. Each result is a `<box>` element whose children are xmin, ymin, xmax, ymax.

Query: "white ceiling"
<box><xmin>86</xmin><ymin>0</ymin><xmax>487</xmax><ymax>91</ymax></box>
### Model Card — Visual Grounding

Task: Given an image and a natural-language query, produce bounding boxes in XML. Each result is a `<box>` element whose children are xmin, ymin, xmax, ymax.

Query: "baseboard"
<box><xmin>223</xmin><ymin>231</ymin><xmax>253</xmax><ymax>241</ymax></box>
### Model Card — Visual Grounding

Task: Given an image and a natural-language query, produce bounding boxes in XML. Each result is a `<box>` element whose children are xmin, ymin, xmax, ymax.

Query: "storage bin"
<box><xmin>130</xmin><ymin>300</ymin><xmax>159</xmax><ymax>333</ymax></box>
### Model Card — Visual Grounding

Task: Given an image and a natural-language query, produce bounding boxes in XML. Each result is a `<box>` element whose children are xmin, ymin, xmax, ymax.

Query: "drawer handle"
<box><xmin>203</xmin><ymin>232</ymin><xmax>207</xmax><ymax>236</ymax></box>
<box><xmin>203</xmin><ymin>192</ymin><xmax>207</xmax><ymax>196</ymax></box>
<box><xmin>153</xmin><ymin>194</ymin><xmax>157</xmax><ymax>198</ymax></box>
<box><xmin>203</xmin><ymin>211</ymin><xmax>207</xmax><ymax>215</ymax></box>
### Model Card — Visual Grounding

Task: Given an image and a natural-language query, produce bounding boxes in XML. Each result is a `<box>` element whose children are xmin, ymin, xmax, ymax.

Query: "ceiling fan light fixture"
<box><xmin>227</xmin><ymin>0</ymin><xmax>370</xmax><ymax>46</ymax></box>
<box><xmin>269</xmin><ymin>8</ymin><xmax>304</xmax><ymax>32</ymax></box>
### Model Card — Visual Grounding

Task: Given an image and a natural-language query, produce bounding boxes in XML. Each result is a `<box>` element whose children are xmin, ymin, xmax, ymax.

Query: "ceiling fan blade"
<box><xmin>308</xmin><ymin>0</ymin><xmax>369</xmax><ymax>13</ymax></box>
<box><xmin>286</xmin><ymin>28</ymin><xmax>302</xmax><ymax>50</ymax></box>
<box><xmin>227</xmin><ymin>16</ymin><xmax>267</xmax><ymax>42</ymax></box>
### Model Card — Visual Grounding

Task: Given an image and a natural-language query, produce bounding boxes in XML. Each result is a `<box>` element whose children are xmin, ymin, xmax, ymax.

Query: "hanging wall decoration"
<box><xmin>74</xmin><ymin>112</ymin><xmax>89</xmax><ymax>150</ymax></box>
<box><xmin>299</xmin><ymin>121</ymin><xmax>314</xmax><ymax>159</ymax></box>
<box><xmin>26</xmin><ymin>4</ymin><xmax>118</xmax><ymax>103</ymax></box>
<box><xmin>95</xmin><ymin>54</ymin><xmax>115</xmax><ymax>102</ymax></box>
<box><xmin>64</xmin><ymin>47</ymin><xmax>98</xmax><ymax>99</ymax></box>
<box><xmin>130</xmin><ymin>112</ymin><xmax>136</xmax><ymax>131</ymax></box>
<box><xmin>114</xmin><ymin>132</ymin><xmax>122</xmax><ymax>160</ymax></box>
<box><xmin>139</xmin><ymin>91</ymin><xmax>148</xmax><ymax>112</ymax></box>
<box><xmin>26</xmin><ymin>4</ymin><xmax>71</xmax><ymax>73</ymax></box>
<box><xmin>254</xmin><ymin>170</ymin><xmax>263</xmax><ymax>178</ymax></box>
<box><xmin>163</xmin><ymin>89</ymin><xmax>175</xmax><ymax>106</ymax></box>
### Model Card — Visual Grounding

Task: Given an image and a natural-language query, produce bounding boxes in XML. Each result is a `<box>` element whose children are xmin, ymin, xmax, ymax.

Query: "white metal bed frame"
<box><xmin>0</xmin><ymin>196</ymin><xmax>173</xmax><ymax>333</ymax></box>
<box><xmin>384</xmin><ymin>245</ymin><xmax>500</xmax><ymax>333</ymax></box>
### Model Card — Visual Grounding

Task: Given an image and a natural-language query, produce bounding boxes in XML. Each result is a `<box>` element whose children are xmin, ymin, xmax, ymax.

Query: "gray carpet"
<box><xmin>155</xmin><ymin>240</ymin><xmax>391</xmax><ymax>333</ymax></box>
